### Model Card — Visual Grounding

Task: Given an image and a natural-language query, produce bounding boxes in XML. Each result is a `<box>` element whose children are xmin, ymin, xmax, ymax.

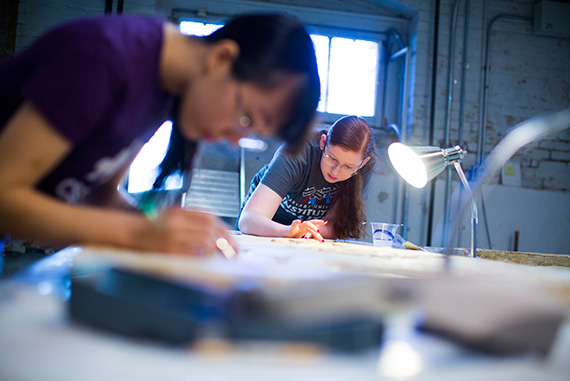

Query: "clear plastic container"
<box><xmin>370</xmin><ymin>222</ymin><xmax>401</xmax><ymax>247</ymax></box>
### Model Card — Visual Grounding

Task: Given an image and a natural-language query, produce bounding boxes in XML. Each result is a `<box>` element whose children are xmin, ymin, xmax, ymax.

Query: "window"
<box><xmin>312</xmin><ymin>35</ymin><xmax>379</xmax><ymax>117</ymax></box>
<box><xmin>179</xmin><ymin>21</ymin><xmax>222</xmax><ymax>36</ymax></box>
<box><xmin>127</xmin><ymin>121</ymin><xmax>181</xmax><ymax>193</ymax></box>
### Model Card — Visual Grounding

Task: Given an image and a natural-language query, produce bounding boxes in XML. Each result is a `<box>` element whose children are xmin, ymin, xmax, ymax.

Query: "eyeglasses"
<box><xmin>322</xmin><ymin>149</ymin><xmax>364</xmax><ymax>176</ymax></box>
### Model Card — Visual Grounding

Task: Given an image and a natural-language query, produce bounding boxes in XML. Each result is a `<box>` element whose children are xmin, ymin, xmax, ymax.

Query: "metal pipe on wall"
<box><xmin>104</xmin><ymin>0</ymin><xmax>124</xmax><ymax>14</ymax></box>
<box><xmin>476</xmin><ymin>14</ymin><xmax>533</xmax><ymax>167</ymax></box>
<box><xmin>388</xmin><ymin>45</ymin><xmax>411</xmax><ymax>239</ymax></box>
<box><xmin>455</xmin><ymin>0</ymin><xmax>470</xmax><ymax>248</ymax></box>
<box><xmin>392</xmin><ymin>47</ymin><xmax>410</xmax><ymax>143</ymax></box>
<box><xmin>380</xmin><ymin>28</ymin><xmax>405</xmax><ymax>126</ymax></box>
<box><xmin>426</xmin><ymin>0</ymin><xmax>442</xmax><ymax>247</ymax></box>
<box><xmin>476</xmin><ymin>0</ymin><xmax>492</xmax><ymax>251</ymax></box>
<box><xmin>441</xmin><ymin>0</ymin><xmax>463</xmax><ymax>246</ymax></box>
<box><xmin>457</xmin><ymin>0</ymin><xmax>470</xmax><ymax>152</ymax></box>
<box><xmin>381</xmin><ymin>28</ymin><xmax>412</xmax><ymax>238</ymax></box>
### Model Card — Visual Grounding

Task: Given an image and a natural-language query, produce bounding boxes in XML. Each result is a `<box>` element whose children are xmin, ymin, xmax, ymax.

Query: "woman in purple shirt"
<box><xmin>0</xmin><ymin>13</ymin><xmax>320</xmax><ymax>256</ymax></box>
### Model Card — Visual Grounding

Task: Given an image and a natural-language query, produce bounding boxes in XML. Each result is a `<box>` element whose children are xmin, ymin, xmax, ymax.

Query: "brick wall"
<box><xmin>15</xmin><ymin>0</ymin><xmax>105</xmax><ymax>51</ymax></box>
<box><xmin>398</xmin><ymin>0</ymin><xmax>569</xmax><ymax>252</ymax></box>
<box><xmin>399</xmin><ymin>0</ymin><xmax>570</xmax><ymax>192</ymax></box>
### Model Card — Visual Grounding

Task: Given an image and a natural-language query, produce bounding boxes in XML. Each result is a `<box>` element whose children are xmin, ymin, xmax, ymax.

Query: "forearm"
<box><xmin>84</xmin><ymin>187</ymin><xmax>139</xmax><ymax>211</ymax></box>
<box><xmin>238</xmin><ymin>210</ymin><xmax>290</xmax><ymax>237</ymax></box>
<box><xmin>0</xmin><ymin>187</ymin><xmax>239</xmax><ymax>256</ymax></box>
<box><xmin>84</xmin><ymin>167</ymin><xmax>138</xmax><ymax>211</ymax></box>
<box><xmin>0</xmin><ymin>187</ymin><xmax>145</xmax><ymax>249</ymax></box>
<box><xmin>0</xmin><ymin>104</ymin><xmax>149</xmax><ymax>249</ymax></box>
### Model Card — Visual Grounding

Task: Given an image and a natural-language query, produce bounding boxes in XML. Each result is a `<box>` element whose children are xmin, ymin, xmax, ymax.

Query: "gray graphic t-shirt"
<box><xmin>242</xmin><ymin>140</ymin><xmax>339</xmax><ymax>225</ymax></box>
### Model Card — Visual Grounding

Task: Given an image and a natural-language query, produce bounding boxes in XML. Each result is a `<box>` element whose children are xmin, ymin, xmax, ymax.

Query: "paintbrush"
<box><xmin>402</xmin><ymin>241</ymin><xmax>430</xmax><ymax>252</ymax></box>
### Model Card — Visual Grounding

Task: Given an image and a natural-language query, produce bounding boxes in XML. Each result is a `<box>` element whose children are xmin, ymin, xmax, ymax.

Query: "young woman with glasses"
<box><xmin>237</xmin><ymin>115</ymin><xmax>376</xmax><ymax>242</ymax></box>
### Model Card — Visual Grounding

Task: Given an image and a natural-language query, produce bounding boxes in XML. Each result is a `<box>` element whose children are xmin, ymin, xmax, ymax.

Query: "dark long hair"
<box><xmin>152</xmin><ymin>13</ymin><xmax>320</xmax><ymax>193</ymax></box>
<box><xmin>325</xmin><ymin>116</ymin><xmax>376</xmax><ymax>239</ymax></box>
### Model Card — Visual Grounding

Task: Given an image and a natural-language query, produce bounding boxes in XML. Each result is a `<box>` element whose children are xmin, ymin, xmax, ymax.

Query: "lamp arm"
<box><xmin>473</xmin><ymin>108</ymin><xmax>570</xmax><ymax>194</ymax></box>
<box><xmin>453</xmin><ymin>162</ymin><xmax>478</xmax><ymax>258</ymax></box>
<box><xmin>448</xmin><ymin>108</ymin><xmax>569</xmax><ymax>261</ymax></box>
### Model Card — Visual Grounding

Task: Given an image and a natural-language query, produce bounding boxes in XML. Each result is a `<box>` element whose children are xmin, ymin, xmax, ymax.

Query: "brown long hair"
<box><xmin>325</xmin><ymin>116</ymin><xmax>376</xmax><ymax>239</ymax></box>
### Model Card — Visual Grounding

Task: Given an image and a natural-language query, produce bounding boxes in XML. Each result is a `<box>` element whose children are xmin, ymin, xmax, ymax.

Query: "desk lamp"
<box><xmin>388</xmin><ymin>143</ymin><xmax>478</xmax><ymax>258</ymax></box>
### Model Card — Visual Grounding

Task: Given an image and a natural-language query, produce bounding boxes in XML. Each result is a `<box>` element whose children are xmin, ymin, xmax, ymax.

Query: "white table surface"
<box><xmin>1</xmin><ymin>237</ymin><xmax>570</xmax><ymax>381</ymax></box>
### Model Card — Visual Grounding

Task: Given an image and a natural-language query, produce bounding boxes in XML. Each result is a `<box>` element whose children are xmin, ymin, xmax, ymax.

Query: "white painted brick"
<box><xmin>540</xmin><ymin>138</ymin><xmax>570</xmax><ymax>151</ymax></box>
<box><xmin>522</xmin><ymin>147</ymin><xmax>551</xmax><ymax>161</ymax></box>
<box><xmin>551</xmin><ymin>151</ymin><xmax>570</xmax><ymax>161</ymax></box>
<box><xmin>540</xmin><ymin>161</ymin><xmax>570</xmax><ymax>190</ymax></box>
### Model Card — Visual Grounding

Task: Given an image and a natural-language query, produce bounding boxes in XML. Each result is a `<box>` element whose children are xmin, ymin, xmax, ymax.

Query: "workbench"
<box><xmin>1</xmin><ymin>234</ymin><xmax>570</xmax><ymax>380</ymax></box>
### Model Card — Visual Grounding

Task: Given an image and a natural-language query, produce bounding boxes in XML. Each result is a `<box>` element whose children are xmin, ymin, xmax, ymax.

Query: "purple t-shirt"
<box><xmin>0</xmin><ymin>15</ymin><xmax>175</xmax><ymax>203</ymax></box>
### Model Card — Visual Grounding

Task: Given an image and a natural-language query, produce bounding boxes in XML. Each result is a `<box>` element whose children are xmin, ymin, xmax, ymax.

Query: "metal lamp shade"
<box><xmin>388</xmin><ymin>142</ymin><xmax>476</xmax><ymax>258</ymax></box>
<box><xmin>388</xmin><ymin>143</ymin><xmax>456</xmax><ymax>188</ymax></box>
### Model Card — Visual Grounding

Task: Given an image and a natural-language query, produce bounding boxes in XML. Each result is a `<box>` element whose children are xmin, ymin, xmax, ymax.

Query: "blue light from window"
<box><xmin>179</xmin><ymin>21</ymin><xmax>223</xmax><ymax>36</ymax></box>
<box><xmin>127</xmin><ymin>121</ymin><xmax>182</xmax><ymax>193</ymax></box>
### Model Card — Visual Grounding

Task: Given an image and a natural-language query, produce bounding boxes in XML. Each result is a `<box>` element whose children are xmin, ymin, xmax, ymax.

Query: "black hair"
<box><xmin>203</xmin><ymin>13</ymin><xmax>320</xmax><ymax>149</ymax></box>
<box><xmin>151</xmin><ymin>97</ymin><xmax>197</xmax><ymax>191</ymax></box>
<box><xmin>152</xmin><ymin>13</ymin><xmax>320</xmax><ymax>194</ymax></box>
